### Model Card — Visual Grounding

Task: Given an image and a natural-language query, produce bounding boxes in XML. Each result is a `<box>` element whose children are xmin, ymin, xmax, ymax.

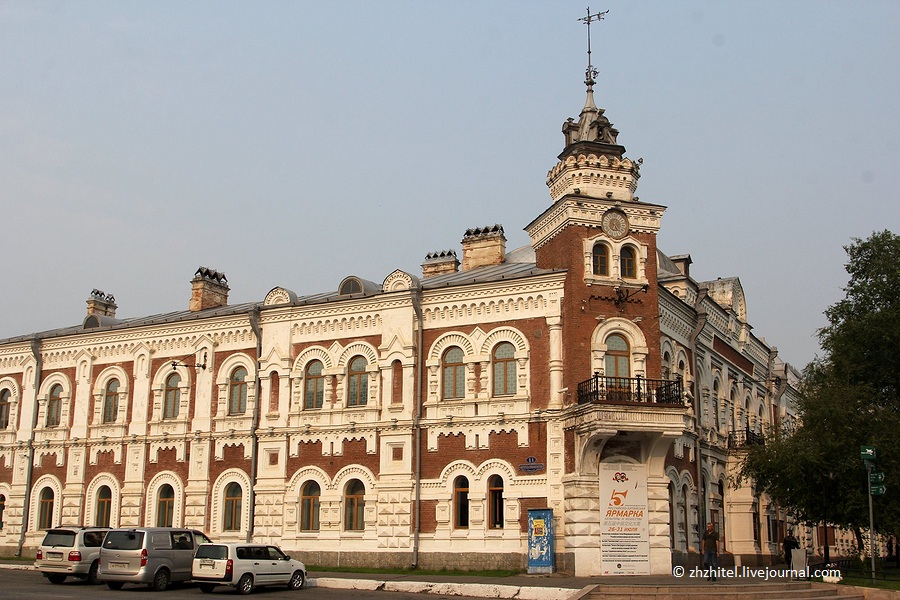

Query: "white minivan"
<box><xmin>192</xmin><ymin>542</ymin><xmax>306</xmax><ymax>594</ymax></box>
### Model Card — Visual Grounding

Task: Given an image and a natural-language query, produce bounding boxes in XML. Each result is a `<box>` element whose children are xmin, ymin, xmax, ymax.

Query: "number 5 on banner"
<box><xmin>610</xmin><ymin>489</ymin><xmax>628</xmax><ymax>506</ymax></box>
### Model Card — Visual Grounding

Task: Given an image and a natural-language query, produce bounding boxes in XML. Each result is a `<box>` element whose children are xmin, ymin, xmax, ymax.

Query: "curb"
<box><xmin>312</xmin><ymin>577</ymin><xmax>577</xmax><ymax>600</ymax></box>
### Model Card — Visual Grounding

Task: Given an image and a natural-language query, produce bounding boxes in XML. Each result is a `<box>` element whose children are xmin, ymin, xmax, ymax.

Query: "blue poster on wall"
<box><xmin>527</xmin><ymin>508</ymin><xmax>555</xmax><ymax>574</ymax></box>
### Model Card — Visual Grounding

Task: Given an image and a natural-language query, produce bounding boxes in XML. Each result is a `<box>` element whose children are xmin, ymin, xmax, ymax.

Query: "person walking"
<box><xmin>702</xmin><ymin>522</ymin><xmax>719</xmax><ymax>581</ymax></box>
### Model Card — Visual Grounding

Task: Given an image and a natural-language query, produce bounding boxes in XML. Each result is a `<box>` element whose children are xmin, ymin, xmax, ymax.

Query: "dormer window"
<box><xmin>339</xmin><ymin>278</ymin><xmax>362</xmax><ymax>295</ymax></box>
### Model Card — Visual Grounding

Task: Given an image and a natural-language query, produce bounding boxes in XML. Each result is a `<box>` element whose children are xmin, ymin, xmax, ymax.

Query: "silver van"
<box><xmin>98</xmin><ymin>527</ymin><xmax>212</xmax><ymax>591</ymax></box>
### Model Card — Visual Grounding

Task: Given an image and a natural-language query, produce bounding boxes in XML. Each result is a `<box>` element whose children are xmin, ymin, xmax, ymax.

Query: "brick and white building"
<box><xmin>0</xmin><ymin>69</ymin><xmax>805</xmax><ymax>575</ymax></box>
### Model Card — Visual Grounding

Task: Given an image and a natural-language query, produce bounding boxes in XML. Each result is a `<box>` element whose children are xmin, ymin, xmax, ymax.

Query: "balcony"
<box><xmin>728</xmin><ymin>428</ymin><xmax>765</xmax><ymax>449</ymax></box>
<box><xmin>576</xmin><ymin>373</ymin><xmax>684</xmax><ymax>406</ymax></box>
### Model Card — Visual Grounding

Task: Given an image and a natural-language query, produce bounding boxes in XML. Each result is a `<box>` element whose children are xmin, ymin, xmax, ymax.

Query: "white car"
<box><xmin>192</xmin><ymin>543</ymin><xmax>306</xmax><ymax>594</ymax></box>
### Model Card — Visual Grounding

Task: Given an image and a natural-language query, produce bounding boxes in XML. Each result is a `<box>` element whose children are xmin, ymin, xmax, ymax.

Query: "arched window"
<box><xmin>157</xmin><ymin>484</ymin><xmax>175</xmax><ymax>527</ymax></box>
<box><xmin>300</xmin><ymin>481</ymin><xmax>321</xmax><ymax>532</ymax></box>
<box><xmin>347</xmin><ymin>356</ymin><xmax>368</xmax><ymax>407</ymax></box>
<box><xmin>442</xmin><ymin>347</ymin><xmax>465</xmax><ymax>400</ymax></box>
<box><xmin>164</xmin><ymin>373</ymin><xmax>180</xmax><ymax>419</ymax></box>
<box><xmin>391</xmin><ymin>360</ymin><xmax>403</xmax><ymax>405</ymax></box>
<box><xmin>488</xmin><ymin>475</ymin><xmax>504</xmax><ymax>529</ymax></box>
<box><xmin>605</xmin><ymin>334</ymin><xmax>630</xmax><ymax>379</ymax></box>
<box><xmin>592</xmin><ymin>243</ymin><xmax>609</xmax><ymax>276</ymax></box>
<box><xmin>39</xmin><ymin>487</ymin><xmax>54</xmax><ymax>529</ymax></box>
<box><xmin>228</xmin><ymin>367</ymin><xmax>248</xmax><ymax>415</ymax></box>
<box><xmin>268</xmin><ymin>372</ymin><xmax>279</xmax><ymax>413</ymax></box>
<box><xmin>47</xmin><ymin>384</ymin><xmax>62</xmax><ymax>427</ymax></box>
<box><xmin>454</xmin><ymin>476</ymin><xmax>469</xmax><ymax>529</ymax></box>
<box><xmin>96</xmin><ymin>485</ymin><xmax>112</xmax><ymax>527</ymax></box>
<box><xmin>304</xmin><ymin>361</ymin><xmax>324</xmax><ymax>409</ymax></box>
<box><xmin>103</xmin><ymin>379</ymin><xmax>120</xmax><ymax>423</ymax></box>
<box><xmin>492</xmin><ymin>342</ymin><xmax>516</xmax><ymax>397</ymax></box>
<box><xmin>620</xmin><ymin>246</ymin><xmax>637</xmax><ymax>279</ymax></box>
<box><xmin>223</xmin><ymin>482</ymin><xmax>242</xmax><ymax>532</ymax></box>
<box><xmin>605</xmin><ymin>334</ymin><xmax>630</xmax><ymax>401</ymax></box>
<box><xmin>344</xmin><ymin>479</ymin><xmax>365</xmax><ymax>531</ymax></box>
<box><xmin>0</xmin><ymin>494</ymin><xmax>5</xmax><ymax>529</ymax></box>
<box><xmin>0</xmin><ymin>389</ymin><xmax>10</xmax><ymax>429</ymax></box>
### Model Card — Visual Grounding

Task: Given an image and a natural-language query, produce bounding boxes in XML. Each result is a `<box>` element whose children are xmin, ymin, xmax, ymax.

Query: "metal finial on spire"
<box><xmin>578</xmin><ymin>8</ymin><xmax>608</xmax><ymax>88</ymax></box>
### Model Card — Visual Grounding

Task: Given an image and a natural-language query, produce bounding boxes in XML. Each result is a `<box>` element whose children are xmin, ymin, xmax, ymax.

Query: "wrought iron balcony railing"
<box><xmin>576</xmin><ymin>373</ymin><xmax>684</xmax><ymax>406</ymax></box>
<box><xmin>728</xmin><ymin>428</ymin><xmax>765</xmax><ymax>449</ymax></box>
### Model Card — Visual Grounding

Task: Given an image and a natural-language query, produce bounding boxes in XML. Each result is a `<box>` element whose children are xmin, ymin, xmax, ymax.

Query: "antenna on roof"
<box><xmin>578</xmin><ymin>7</ymin><xmax>608</xmax><ymax>88</ymax></box>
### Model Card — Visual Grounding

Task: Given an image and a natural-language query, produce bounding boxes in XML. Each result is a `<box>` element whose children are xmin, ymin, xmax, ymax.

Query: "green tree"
<box><xmin>738</xmin><ymin>231</ymin><xmax>900</xmax><ymax>545</ymax></box>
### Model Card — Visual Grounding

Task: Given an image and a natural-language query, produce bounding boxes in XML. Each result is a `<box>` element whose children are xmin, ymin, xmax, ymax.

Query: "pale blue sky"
<box><xmin>1</xmin><ymin>1</ymin><xmax>898</xmax><ymax>369</ymax></box>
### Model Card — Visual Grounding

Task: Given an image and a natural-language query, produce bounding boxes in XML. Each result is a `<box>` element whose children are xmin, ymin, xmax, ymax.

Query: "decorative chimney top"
<box><xmin>189</xmin><ymin>267</ymin><xmax>230</xmax><ymax>312</ymax></box>
<box><xmin>461</xmin><ymin>224</ymin><xmax>506</xmax><ymax>271</ymax></box>
<box><xmin>86</xmin><ymin>289</ymin><xmax>117</xmax><ymax>318</ymax></box>
<box><xmin>422</xmin><ymin>250</ymin><xmax>460</xmax><ymax>278</ymax></box>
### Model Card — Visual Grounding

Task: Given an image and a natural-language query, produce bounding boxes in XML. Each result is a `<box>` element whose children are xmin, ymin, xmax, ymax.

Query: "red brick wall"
<box><xmin>84</xmin><ymin>449</ymin><xmax>126</xmax><ymax>485</ymax></box>
<box><xmin>422</xmin><ymin>426</ymin><xmax>546</xmax><ymax>480</ymax></box>
<box><xmin>534</xmin><ymin>225</ymin><xmax>662</xmax><ymax>402</ymax></box>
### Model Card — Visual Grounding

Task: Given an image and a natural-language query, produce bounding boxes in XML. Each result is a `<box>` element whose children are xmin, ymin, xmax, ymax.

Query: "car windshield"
<box><xmin>42</xmin><ymin>530</ymin><xmax>76</xmax><ymax>547</ymax></box>
<box><xmin>103</xmin><ymin>530</ymin><xmax>145</xmax><ymax>550</ymax></box>
<box><xmin>195</xmin><ymin>545</ymin><xmax>228</xmax><ymax>560</ymax></box>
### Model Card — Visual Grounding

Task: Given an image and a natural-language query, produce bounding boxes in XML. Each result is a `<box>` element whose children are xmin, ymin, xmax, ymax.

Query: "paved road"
<box><xmin>0</xmin><ymin>569</ymin><xmax>484</xmax><ymax>599</ymax></box>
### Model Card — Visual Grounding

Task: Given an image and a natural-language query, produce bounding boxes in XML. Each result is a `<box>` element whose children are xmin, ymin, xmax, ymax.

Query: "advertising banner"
<box><xmin>527</xmin><ymin>508</ymin><xmax>555</xmax><ymax>573</ymax></box>
<box><xmin>599</xmin><ymin>462</ymin><xmax>650</xmax><ymax>575</ymax></box>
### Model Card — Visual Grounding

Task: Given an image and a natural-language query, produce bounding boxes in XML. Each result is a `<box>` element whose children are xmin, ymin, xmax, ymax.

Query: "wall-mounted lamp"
<box><xmin>614</xmin><ymin>283</ymin><xmax>649</xmax><ymax>306</ymax></box>
<box><xmin>172</xmin><ymin>351</ymin><xmax>208</xmax><ymax>371</ymax></box>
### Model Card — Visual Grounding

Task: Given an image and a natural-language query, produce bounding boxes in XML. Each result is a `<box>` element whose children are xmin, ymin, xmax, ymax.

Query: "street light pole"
<box><xmin>867</xmin><ymin>461</ymin><xmax>876</xmax><ymax>585</ymax></box>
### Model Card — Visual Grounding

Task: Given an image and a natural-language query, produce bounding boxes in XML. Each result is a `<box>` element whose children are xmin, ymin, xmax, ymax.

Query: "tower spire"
<box><xmin>578</xmin><ymin>8</ymin><xmax>608</xmax><ymax>89</ymax></box>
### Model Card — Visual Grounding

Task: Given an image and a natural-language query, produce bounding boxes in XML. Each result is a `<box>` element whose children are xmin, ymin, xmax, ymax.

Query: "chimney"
<box><xmin>86</xmin><ymin>289</ymin><xmax>117</xmax><ymax>318</ymax></box>
<box><xmin>422</xmin><ymin>250</ymin><xmax>460</xmax><ymax>278</ymax></box>
<box><xmin>190</xmin><ymin>267</ymin><xmax>229</xmax><ymax>312</ymax></box>
<box><xmin>461</xmin><ymin>224</ymin><xmax>506</xmax><ymax>271</ymax></box>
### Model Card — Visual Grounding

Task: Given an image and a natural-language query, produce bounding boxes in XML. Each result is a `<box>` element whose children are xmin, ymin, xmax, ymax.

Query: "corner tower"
<box><xmin>525</xmin><ymin>11</ymin><xmax>667</xmax><ymax>382</ymax></box>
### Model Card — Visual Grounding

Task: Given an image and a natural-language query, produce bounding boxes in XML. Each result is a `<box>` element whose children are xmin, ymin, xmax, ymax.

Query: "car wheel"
<box><xmin>199</xmin><ymin>583</ymin><xmax>216</xmax><ymax>594</ymax></box>
<box><xmin>237</xmin><ymin>573</ymin><xmax>254</xmax><ymax>595</ymax></box>
<box><xmin>87</xmin><ymin>560</ymin><xmax>100</xmax><ymax>585</ymax></box>
<box><xmin>152</xmin><ymin>568</ymin><xmax>170</xmax><ymax>592</ymax></box>
<box><xmin>288</xmin><ymin>570</ymin><xmax>305</xmax><ymax>590</ymax></box>
<box><xmin>47</xmin><ymin>574</ymin><xmax>67</xmax><ymax>584</ymax></box>
<box><xmin>107</xmin><ymin>581</ymin><xmax>125</xmax><ymax>590</ymax></box>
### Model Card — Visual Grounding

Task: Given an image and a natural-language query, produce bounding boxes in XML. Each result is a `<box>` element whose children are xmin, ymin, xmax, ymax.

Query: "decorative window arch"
<box><xmin>31</xmin><ymin>476</ymin><xmax>62</xmax><ymax>531</ymax></box>
<box><xmin>150</xmin><ymin>365</ymin><xmax>191</xmax><ymax>425</ymax></box>
<box><xmin>215</xmin><ymin>354</ymin><xmax>256</xmax><ymax>420</ymax></box>
<box><xmin>592</xmin><ymin>242</ymin><xmax>609</xmax><ymax>276</ymax></box>
<box><xmin>604</xmin><ymin>334</ymin><xmax>630</xmax><ymax>379</ymax></box>
<box><xmin>0</xmin><ymin>492</ymin><xmax>5</xmax><ymax>530</ymax></box>
<box><xmin>145</xmin><ymin>472</ymin><xmax>183</xmax><ymax>528</ymax></box>
<box><xmin>91</xmin><ymin>367</ymin><xmax>129</xmax><ymax>427</ymax></box>
<box><xmin>591</xmin><ymin>318</ymin><xmax>649</xmax><ymax>378</ymax></box>
<box><xmin>711</xmin><ymin>380</ymin><xmax>721</xmax><ymax>432</ymax></box>
<box><xmin>86</xmin><ymin>475</ymin><xmax>120</xmax><ymax>528</ymax></box>
<box><xmin>210</xmin><ymin>469</ymin><xmax>252</xmax><ymax>537</ymax></box>
<box><xmin>223</xmin><ymin>482</ymin><xmax>242</xmax><ymax>532</ymax></box>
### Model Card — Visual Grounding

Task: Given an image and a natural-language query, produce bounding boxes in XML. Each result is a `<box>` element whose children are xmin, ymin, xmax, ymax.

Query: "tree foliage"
<box><xmin>738</xmin><ymin>230</ymin><xmax>900</xmax><ymax>535</ymax></box>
